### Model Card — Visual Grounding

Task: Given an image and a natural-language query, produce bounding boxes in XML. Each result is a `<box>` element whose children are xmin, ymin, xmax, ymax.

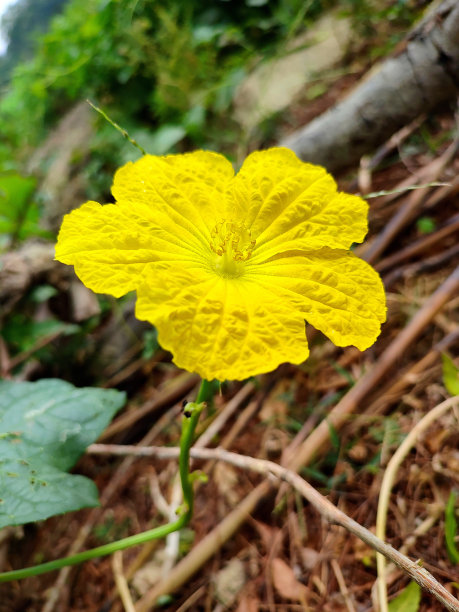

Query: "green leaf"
<box><xmin>388</xmin><ymin>581</ymin><xmax>421</xmax><ymax>612</ymax></box>
<box><xmin>442</xmin><ymin>354</ymin><xmax>459</xmax><ymax>396</ymax></box>
<box><xmin>0</xmin><ymin>173</ymin><xmax>36</xmax><ymax>217</ymax></box>
<box><xmin>0</xmin><ymin>379</ymin><xmax>125</xmax><ymax>528</ymax></box>
<box><xmin>326</xmin><ymin>419</ymin><xmax>340</xmax><ymax>451</ymax></box>
<box><xmin>416</xmin><ymin>216</ymin><xmax>436</xmax><ymax>234</ymax></box>
<box><xmin>2</xmin><ymin>316</ymin><xmax>79</xmax><ymax>353</ymax></box>
<box><xmin>29</xmin><ymin>285</ymin><xmax>59</xmax><ymax>303</ymax></box>
<box><xmin>445</xmin><ymin>491</ymin><xmax>459</xmax><ymax>564</ymax></box>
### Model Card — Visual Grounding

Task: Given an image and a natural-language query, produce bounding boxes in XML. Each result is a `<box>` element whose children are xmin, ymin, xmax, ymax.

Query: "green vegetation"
<box><xmin>0</xmin><ymin>0</ymin><xmax>425</xmax><ymax>202</ymax></box>
<box><xmin>0</xmin><ymin>0</ymin><xmax>330</xmax><ymax>164</ymax></box>
<box><xmin>0</xmin><ymin>0</ymin><xmax>68</xmax><ymax>83</ymax></box>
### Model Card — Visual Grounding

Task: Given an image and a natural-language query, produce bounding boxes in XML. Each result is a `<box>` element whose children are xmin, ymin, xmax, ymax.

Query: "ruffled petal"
<box><xmin>229</xmin><ymin>148</ymin><xmax>368</xmax><ymax>261</ymax></box>
<box><xmin>112</xmin><ymin>150</ymin><xmax>235</xmax><ymax>245</ymax></box>
<box><xmin>135</xmin><ymin>265</ymin><xmax>309</xmax><ymax>381</ymax></box>
<box><xmin>55</xmin><ymin>150</ymin><xmax>235</xmax><ymax>298</ymax></box>
<box><xmin>56</xmin><ymin>148</ymin><xmax>386</xmax><ymax>382</ymax></box>
<box><xmin>55</xmin><ymin>201</ymin><xmax>208</xmax><ymax>297</ymax></box>
<box><xmin>246</xmin><ymin>249</ymin><xmax>386</xmax><ymax>350</ymax></box>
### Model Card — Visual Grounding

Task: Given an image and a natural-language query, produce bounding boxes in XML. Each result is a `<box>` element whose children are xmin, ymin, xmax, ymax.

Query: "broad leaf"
<box><xmin>0</xmin><ymin>379</ymin><xmax>125</xmax><ymax>528</ymax></box>
<box><xmin>388</xmin><ymin>581</ymin><xmax>421</xmax><ymax>612</ymax></box>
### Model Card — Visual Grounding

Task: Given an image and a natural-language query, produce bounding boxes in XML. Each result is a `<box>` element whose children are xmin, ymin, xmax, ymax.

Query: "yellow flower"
<box><xmin>55</xmin><ymin>148</ymin><xmax>386</xmax><ymax>381</ymax></box>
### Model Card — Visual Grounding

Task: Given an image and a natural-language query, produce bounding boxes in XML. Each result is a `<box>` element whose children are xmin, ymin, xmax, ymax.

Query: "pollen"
<box><xmin>210</xmin><ymin>220</ymin><xmax>256</xmax><ymax>262</ymax></box>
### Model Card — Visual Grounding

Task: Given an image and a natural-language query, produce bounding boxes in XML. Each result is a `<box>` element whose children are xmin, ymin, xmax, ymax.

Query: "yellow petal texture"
<box><xmin>113</xmin><ymin>150</ymin><xmax>234</xmax><ymax>243</ymax></box>
<box><xmin>230</xmin><ymin>148</ymin><xmax>368</xmax><ymax>262</ymax></box>
<box><xmin>55</xmin><ymin>151</ymin><xmax>235</xmax><ymax>297</ymax></box>
<box><xmin>135</xmin><ymin>265</ymin><xmax>309</xmax><ymax>381</ymax></box>
<box><xmin>55</xmin><ymin>200</ymin><xmax>209</xmax><ymax>297</ymax></box>
<box><xmin>248</xmin><ymin>249</ymin><xmax>386</xmax><ymax>350</ymax></box>
<box><xmin>55</xmin><ymin>147</ymin><xmax>387</xmax><ymax>381</ymax></box>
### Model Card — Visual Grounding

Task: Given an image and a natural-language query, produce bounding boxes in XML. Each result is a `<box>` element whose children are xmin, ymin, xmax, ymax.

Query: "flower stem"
<box><xmin>195</xmin><ymin>378</ymin><xmax>214</xmax><ymax>404</ymax></box>
<box><xmin>0</xmin><ymin>382</ymin><xmax>209</xmax><ymax>584</ymax></box>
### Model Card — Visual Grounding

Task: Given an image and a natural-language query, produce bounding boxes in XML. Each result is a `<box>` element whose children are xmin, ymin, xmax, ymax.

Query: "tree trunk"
<box><xmin>281</xmin><ymin>0</ymin><xmax>459</xmax><ymax>171</ymax></box>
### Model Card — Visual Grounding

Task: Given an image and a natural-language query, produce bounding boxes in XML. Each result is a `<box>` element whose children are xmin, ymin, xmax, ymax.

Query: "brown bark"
<box><xmin>281</xmin><ymin>0</ymin><xmax>459</xmax><ymax>171</ymax></box>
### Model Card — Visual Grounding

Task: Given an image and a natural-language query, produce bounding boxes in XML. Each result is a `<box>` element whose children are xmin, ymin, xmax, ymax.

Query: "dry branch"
<box><xmin>362</xmin><ymin>140</ymin><xmax>458</xmax><ymax>264</ymax></box>
<box><xmin>88</xmin><ymin>443</ymin><xmax>459</xmax><ymax>612</ymax></box>
<box><xmin>281</xmin><ymin>0</ymin><xmax>459</xmax><ymax>171</ymax></box>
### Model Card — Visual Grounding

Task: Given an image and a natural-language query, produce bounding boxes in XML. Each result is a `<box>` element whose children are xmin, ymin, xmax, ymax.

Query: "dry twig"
<box><xmin>288</xmin><ymin>265</ymin><xmax>459</xmax><ymax>471</ymax></box>
<box><xmin>112</xmin><ymin>552</ymin><xmax>136</xmax><ymax>612</ymax></box>
<box><xmin>88</xmin><ymin>443</ymin><xmax>459</xmax><ymax>611</ymax></box>
<box><xmin>363</xmin><ymin>140</ymin><xmax>458</xmax><ymax>264</ymax></box>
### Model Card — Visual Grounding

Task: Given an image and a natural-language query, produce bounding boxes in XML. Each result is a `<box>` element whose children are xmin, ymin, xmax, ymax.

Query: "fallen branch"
<box><xmin>362</xmin><ymin>140</ymin><xmax>458</xmax><ymax>264</ymax></box>
<box><xmin>281</xmin><ymin>0</ymin><xmax>459</xmax><ymax>171</ymax></box>
<box><xmin>88</xmin><ymin>443</ymin><xmax>459</xmax><ymax>611</ymax></box>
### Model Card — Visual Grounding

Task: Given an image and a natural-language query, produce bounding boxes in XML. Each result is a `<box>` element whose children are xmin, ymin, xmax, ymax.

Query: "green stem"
<box><xmin>195</xmin><ymin>378</ymin><xmax>214</xmax><ymax>404</ymax></box>
<box><xmin>86</xmin><ymin>100</ymin><xmax>147</xmax><ymax>156</ymax></box>
<box><xmin>0</xmin><ymin>382</ymin><xmax>208</xmax><ymax>583</ymax></box>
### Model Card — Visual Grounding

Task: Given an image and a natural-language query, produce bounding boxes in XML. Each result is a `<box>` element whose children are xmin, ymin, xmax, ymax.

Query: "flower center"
<box><xmin>210</xmin><ymin>220</ymin><xmax>255</xmax><ymax>278</ymax></box>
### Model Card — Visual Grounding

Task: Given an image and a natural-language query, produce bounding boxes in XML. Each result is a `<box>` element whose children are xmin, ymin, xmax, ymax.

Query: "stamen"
<box><xmin>210</xmin><ymin>220</ymin><xmax>256</xmax><ymax>262</ymax></box>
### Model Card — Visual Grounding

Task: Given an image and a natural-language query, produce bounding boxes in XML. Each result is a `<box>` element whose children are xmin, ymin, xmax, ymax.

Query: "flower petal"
<box><xmin>55</xmin><ymin>151</ymin><xmax>235</xmax><ymax>298</ymax></box>
<box><xmin>229</xmin><ymin>148</ymin><xmax>368</xmax><ymax>260</ymax></box>
<box><xmin>55</xmin><ymin>200</ymin><xmax>208</xmax><ymax>297</ymax></box>
<box><xmin>112</xmin><ymin>150</ymin><xmax>235</xmax><ymax>244</ymax></box>
<box><xmin>247</xmin><ymin>249</ymin><xmax>386</xmax><ymax>350</ymax></box>
<box><xmin>135</xmin><ymin>265</ymin><xmax>309</xmax><ymax>381</ymax></box>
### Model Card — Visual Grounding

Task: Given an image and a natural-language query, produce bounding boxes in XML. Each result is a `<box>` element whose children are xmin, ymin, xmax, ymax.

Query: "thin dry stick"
<box><xmin>112</xmin><ymin>551</ymin><xmax>136</xmax><ymax>612</ymax></box>
<box><xmin>194</xmin><ymin>382</ymin><xmax>255</xmax><ymax>450</ymax></box>
<box><xmin>363</xmin><ymin>140</ymin><xmax>459</xmax><ymax>263</ymax></box>
<box><xmin>354</xmin><ymin>329</ymin><xmax>459</xmax><ymax>423</ymax></box>
<box><xmin>376</xmin><ymin>395</ymin><xmax>459</xmax><ymax>612</ymax></box>
<box><xmin>7</xmin><ymin>331</ymin><xmax>64</xmax><ymax>371</ymax></box>
<box><xmin>331</xmin><ymin>558</ymin><xmax>357</xmax><ymax>612</ymax></box>
<box><xmin>384</xmin><ymin>243</ymin><xmax>459</xmax><ymax>290</ymax></box>
<box><xmin>202</xmin><ymin>399</ymin><xmax>259</xmax><ymax>475</ymax></box>
<box><xmin>100</xmin><ymin>371</ymin><xmax>198</xmax><ymax>440</ymax></box>
<box><xmin>88</xmin><ymin>443</ymin><xmax>459</xmax><ymax>612</ymax></box>
<box><xmin>423</xmin><ymin>174</ymin><xmax>459</xmax><ymax>212</ymax></box>
<box><xmin>366</xmin><ymin>115</ymin><xmax>426</xmax><ymax>171</ymax></box>
<box><xmin>376</xmin><ymin>212</ymin><xmax>459</xmax><ymax>273</ymax></box>
<box><xmin>218</xmin><ymin>399</ymin><xmax>259</xmax><ymax>451</ymax></box>
<box><xmin>174</xmin><ymin>585</ymin><xmax>207</xmax><ymax>612</ymax></box>
<box><xmin>288</xmin><ymin>265</ymin><xmax>459</xmax><ymax>473</ymax></box>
